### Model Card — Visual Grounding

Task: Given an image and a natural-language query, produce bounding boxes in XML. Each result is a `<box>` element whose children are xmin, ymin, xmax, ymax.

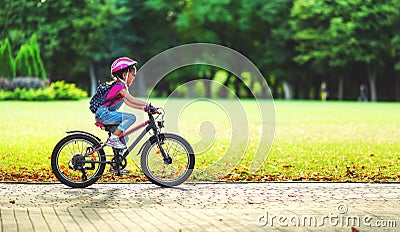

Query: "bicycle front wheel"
<box><xmin>141</xmin><ymin>133</ymin><xmax>195</xmax><ymax>187</ymax></box>
<box><xmin>51</xmin><ymin>133</ymin><xmax>106</xmax><ymax>188</ymax></box>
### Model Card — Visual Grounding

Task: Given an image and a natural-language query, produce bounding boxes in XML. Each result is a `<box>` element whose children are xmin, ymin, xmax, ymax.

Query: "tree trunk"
<box><xmin>89</xmin><ymin>64</ymin><xmax>97</xmax><ymax>97</ymax></box>
<box><xmin>337</xmin><ymin>75</ymin><xmax>343</xmax><ymax>100</ymax></box>
<box><xmin>261</xmin><ymin>78</ymin><xmax>268</xmax><ymax>99</ymax></box>
<box><xmin>137</xmin><ymin>73</ymin><xmax>146</xmax><ymax>97</ymax></box>
<box><xmin>233</xmin><ymin>76</ymin><xmax>240</xmax><ymax>97</ymax></box>
<box><xmin>396</xmin><ymin>73</ymin><xmax>400</xmax><ymax>102</ymax></box>
<box><xmin>204</xmin><ymin>79</ymin><xmax>211</xmax><ymax>98</ymax></box>
<box><xmin>204</xmin><ymin>69</ymin><xmax>216</xmax><ymax>98</ymax></box>
<box><xmin>282</xmin><ymin>81</ymin><xmax>292</xmax><ymax>100</ymax></box>
<box><xmin>135</xmin><ymin>47</ymin><xmax>146</xmax><ymax>98</ymax></box>
<box><xmin>219</xmin><ymin>75</ymin><xmax>230</xmax><ymax>98</ymax></box>
<box><xmin>367</xmin><ymin>64</ymin><xmax>378</xmax><ymax>102</ymax></box>
<box><xmin>188</xmin><ymin>81</ymin><xmax>195</xmax><ymax>98</ymax></box>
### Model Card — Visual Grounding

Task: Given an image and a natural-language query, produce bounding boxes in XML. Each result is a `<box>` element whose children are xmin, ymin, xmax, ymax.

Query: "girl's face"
<box><xmin>125</xmin><ymin>66</ymin><xmax>136</xmax><ymax>86</ymax></box>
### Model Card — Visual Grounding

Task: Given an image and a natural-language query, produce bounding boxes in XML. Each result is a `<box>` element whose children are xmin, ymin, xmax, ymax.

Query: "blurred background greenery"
<box><xmin>0</xmin><ymin>0</ymin><xmax>399</xmax><ymax>101</ymax></box>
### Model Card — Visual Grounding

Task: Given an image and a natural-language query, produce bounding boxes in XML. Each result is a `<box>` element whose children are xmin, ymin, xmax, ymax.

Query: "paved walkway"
<box><xmin>0</xmin><ymin>182</ymin><xmax>399</xmax><ymax>232</ymax></box>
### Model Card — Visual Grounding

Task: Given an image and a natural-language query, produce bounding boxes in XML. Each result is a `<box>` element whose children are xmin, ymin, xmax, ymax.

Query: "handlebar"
<box><xmin>147</xmin><ymin>107</ymin><xmax>164</xmax><ymax>117</ymax></box>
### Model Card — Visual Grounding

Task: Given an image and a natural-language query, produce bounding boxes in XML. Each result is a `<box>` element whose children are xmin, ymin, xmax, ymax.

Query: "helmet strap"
<box><xmin>118</xmin><ymin>72</ymin><xmax>128</xmax><ymax>88</ymax></box>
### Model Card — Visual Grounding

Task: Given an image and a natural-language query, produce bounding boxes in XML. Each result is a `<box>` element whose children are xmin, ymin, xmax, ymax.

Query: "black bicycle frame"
<box><xmin>121</xmin><ymin>120</ymin><xmax>151</xmax><ymax>158</ymax></box>
<box><xmin>83</xmin><ymin>113</ymin><xmax>169</xmax><ymax>164</ymax></box>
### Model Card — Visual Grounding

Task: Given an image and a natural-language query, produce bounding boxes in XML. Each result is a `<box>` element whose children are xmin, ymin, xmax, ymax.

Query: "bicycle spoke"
<box><xmin>145</xmin><ymin>137</ymin><xmax>190</xmax><ymax>181</ymax></box>
<box><xmin>66</xmin><ymin>143</ymin><xmax>74</xmax><ymax>156</ymax></box>
<box><xmin>57</xmin><ymin>139</ymin><xmax>102</xmax><ymax>183</ymax></box>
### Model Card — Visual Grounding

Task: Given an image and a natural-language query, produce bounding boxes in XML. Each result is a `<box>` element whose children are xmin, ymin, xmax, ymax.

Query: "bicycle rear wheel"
<box><xmin>141</xmin><ymin>133</ymin><xmax>195</xmax><ymax>187</ymax></box>
<box><xmin>51</xmin><ymin>133</ymin><xmax>106</xmax><ymax>188</ymax></box>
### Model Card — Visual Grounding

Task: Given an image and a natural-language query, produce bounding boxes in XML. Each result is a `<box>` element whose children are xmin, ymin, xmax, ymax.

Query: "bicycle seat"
<box><xmin>94</xmin><ymin>122</ymin><xmax>119</xmax><ymax>132</ymax></box>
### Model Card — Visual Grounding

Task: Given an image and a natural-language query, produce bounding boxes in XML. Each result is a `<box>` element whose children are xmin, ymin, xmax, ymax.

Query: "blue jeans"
<box><xmin>95</xmin><ymin>106</ymin><xmax>136</xmax><ymax>132</ymax></box>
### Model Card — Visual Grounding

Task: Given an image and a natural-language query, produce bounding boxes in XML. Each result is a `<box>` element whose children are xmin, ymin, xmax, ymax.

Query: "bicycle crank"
<box><xmin>110</xmin><ymin>154</ymin><xmax>127</xmax><ymax>172</ymax></box>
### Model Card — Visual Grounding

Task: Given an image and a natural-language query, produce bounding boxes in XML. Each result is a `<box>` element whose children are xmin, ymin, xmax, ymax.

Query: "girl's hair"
<box><xmin>106</xmin><ymin>79</ymin><xmax>118</xmax><ymax>85</ymax></box>
<box><xmin>112</xmin><ymin>65</ymin><xmax>135</xmax><ymax>79</ymax></box>
<box><xmin>112</xmin><ymin>69</ymin><xmax>125</xmax><ymax>79</ymax></box>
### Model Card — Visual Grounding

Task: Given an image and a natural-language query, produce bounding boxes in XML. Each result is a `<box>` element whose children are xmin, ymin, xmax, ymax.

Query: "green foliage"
<box><xmin>172</xmin><ymin>0</ymin><xmax>233</xmax><ymax>43</ymax></box>
<box><xmin>30</xmin><ymin>34</ymin><xmax>46</xmax><ymax>80</ymax></box>
<box><xmin>48</xmin><ymin>81</ymin><xmax>88</xmax><ymax>100</ymax></box>
<box><xmin>0</xmin><ymin>38</ymin><xmax>16</xmax><ymax>79</ymax></box>
<box><xmin>12</xmin><ymin>88</ymin><xmax>55</xmax><ymax>101</ymax></box>
<box><xmin>291</xmin><ymin>0</ymin><xmax>400</xmax><ymax>101</ymax></box>
<box><xmin>1</xmin><ymin>0</ymin><xmax>400</xmax><ymax>100</ymax></box>
<box><xmin>241</xmin><ymin>0</ymin><xmax>298</xmax><ymax>80</ymax></box>
<box><xmin>291</xmin><ymin>0</ymin><xmax>399</xmax><ymax>67</ymax></box>
<box><xmin>70</xmin><ymin>0</ymin><xmax>133</xmax><ymax>70</ymax></box>
<box><xmin>14</xmin><ymin>35</ymin><xmax>47</xmax><ymax>79</ymax></box>
<box><xmin>391</xmin><ymin>11</ymin><xmax>400</xmax><ymax>72</ymax></box>
<box><xmin>0</xmin><ymin>81</ymin><xmax>87</xmax><ymax>101</ymax></box>
<box><xmin>15</xmin><ymin>44</ymin><xmax>33</xmax><ymax>77</ymax></box>
<box><xmin>0</xmin><ymin>89</ymin><xmax>14</xmax><ymax>100</ymax></box>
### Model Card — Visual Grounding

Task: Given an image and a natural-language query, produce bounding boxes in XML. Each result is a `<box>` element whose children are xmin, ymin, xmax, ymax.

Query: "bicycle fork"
<box><xmin>156</xmin><ymin>135</ymin><xmax>172</xmax><ymax>165</ymax></box>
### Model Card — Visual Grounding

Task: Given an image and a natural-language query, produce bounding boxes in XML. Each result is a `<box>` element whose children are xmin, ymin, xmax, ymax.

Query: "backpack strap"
<box><xmin>103</xmin><ymin>82</ymin><xmax>124</xmax><ymax>107</ymax></box>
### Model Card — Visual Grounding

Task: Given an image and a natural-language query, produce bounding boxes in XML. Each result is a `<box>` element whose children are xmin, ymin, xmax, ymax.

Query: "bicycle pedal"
<box><xmin>109</xmin><ymin>169</ymin><xmax>130</xmax><ymax>176</ymax></box>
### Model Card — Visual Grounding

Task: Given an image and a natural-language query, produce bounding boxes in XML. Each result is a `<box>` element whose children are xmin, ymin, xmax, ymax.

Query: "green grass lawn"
<box><xmin>0</xmin><ymin>99</ymin><xmax>399</xmax><ymax>182</ymax></box>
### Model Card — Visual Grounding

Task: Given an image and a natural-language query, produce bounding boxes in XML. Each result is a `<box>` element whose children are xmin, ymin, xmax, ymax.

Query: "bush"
<box><xmin>0</xmin><ymin>78</ymin><xmax>11</xmax><ymax>90</ymax></box>
<box><xmin>0</xmin><ymin>89</ymin><xmax>16</xmax><ymax>100</ymax></box>
<box><xmin>16</xmin><ymin>88</ymin><xmax>55</xmax><ymax>101</ymax></box>
<box><xmin>48</xmin><ymin>81</ymin><xmax>88</xmax><ymax>100</ymax></box>
<box><xmin>0</xmin><ymin>81</ymin><xmax>88</xmax><ymax>101</ymax></box>
<box><xmin>10</xmin><ymin>77</ymin><xmax>45</xmax><ymax>90</ymax></box>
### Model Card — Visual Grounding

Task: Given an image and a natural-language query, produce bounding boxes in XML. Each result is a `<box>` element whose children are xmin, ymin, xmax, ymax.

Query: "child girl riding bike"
<box><xmin>52</xmin><ymin>57</ymin><xmax>194</xmax><ymax>188</ymax></box>
<box><xmin>95</xmin><ymin>57</ymin><xmax>157</xmax><ymax>149</ymax></box>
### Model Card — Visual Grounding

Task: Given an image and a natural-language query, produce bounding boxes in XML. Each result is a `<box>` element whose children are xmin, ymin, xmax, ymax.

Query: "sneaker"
<box><xmin>119</xmin><ymin>169</ymin><xmax>131</xmax><ymax>175</ymax></box>
<box><xmin>105</xmin><ymin>137</ymin><xmax>127</xmax><ymax>149</ymax></box>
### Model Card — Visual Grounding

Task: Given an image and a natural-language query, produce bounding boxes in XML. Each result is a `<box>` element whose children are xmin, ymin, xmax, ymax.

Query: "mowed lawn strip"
<box><xmin>0</xmin><ymin>100</ymin><xmax>399</xmax><ymax>182</ymax></box>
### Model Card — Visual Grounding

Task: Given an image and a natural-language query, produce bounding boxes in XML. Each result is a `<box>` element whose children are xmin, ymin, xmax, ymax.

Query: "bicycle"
<box><xmin>51</xmin><ymin>108</ymin><xmax>195</xmax><ymax>188</ymax></box>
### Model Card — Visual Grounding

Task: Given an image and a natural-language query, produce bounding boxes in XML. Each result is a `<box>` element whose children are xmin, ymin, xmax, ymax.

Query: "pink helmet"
<box><xmin>110</xmin><ymin>57</ymin><xmax>137</xmax><ymax>74</ymax></box>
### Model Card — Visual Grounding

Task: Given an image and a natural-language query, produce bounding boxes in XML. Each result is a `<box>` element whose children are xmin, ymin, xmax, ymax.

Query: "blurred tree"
<box><xmin>14</xmin><ymin>35</ymin><xmax>46</xmax><ymax>80</ymax></box>
<box><xmin>0</xmin><ymin>1</ymin><xmax>45</xmax><ymax>54</ymax></box>
<box><xmin>38</xmin><ymin>0</ymin><xmax>134</xmax><ymax>95</ymax></box>
<box><xmin>69</xmin><ymin>0</ymin><xmax>133</xmax><ymax>95</ymax></box>
<box><xmin>15</xmin><ymin>44</ymin><xmax>33</xmax><ymax>77</ymax></box>
<box><xmin>1</xmin><ymin>0</ymin><xmax>399</xmax><ymax>100</ymax></box>
<box><xmin>291</xmin><ymin>0</ymin><xmax>353</xmax><ymax>100</ymax></box>
<box><xmin>0</xmin><ymin>38</ymin><xmax>16</xmax><ymax>79</ymax></box>
<box><xmin>240</xmin><ymin>0</ymin><xmax>300</xmax><ymax>99</ymax></box>
<box><xmin>29</xmin><ymin>34</ymin><xmax>46</xmax><ymax>80</ymax></box>
<box><xmin>389</xmin><ymin>0</ymin><xmax>400</xmax><ymax>101</ymax></box>
<box><xmin>145</xmin><ymin>0</ymin><xmax>258</xmax><ymax>98</ymax></box>
<box><xmin>178</xmin><ymin>0</ymin><xmax>255</xmax><ymax>98</ymax></box>
<box><xmin>291</xmin><ymin>0</ymin><xmax>399</xmax><ymax>101</ymax></box>
<box><xmin>1</xmin><ymin>0</ymin><xmax>135</xmax><ymax>94</ymax></box>
<box><xmin>127</xmin><ymin>0</ymin><xmax>182</xmax><ymax>97</ymax></box>
<box><xmin>348</xmin><ymin>0</ymin><xmax>398</xmax><ymax>101</ymax></box>
<box><xmin>392</xmin><ymin>16</ymin><xmax>400</xmax><ymax>101</ymax></box>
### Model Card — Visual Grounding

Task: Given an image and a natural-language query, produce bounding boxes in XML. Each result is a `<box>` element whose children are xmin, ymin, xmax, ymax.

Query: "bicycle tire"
<box><xmin>141</xmin><ymin>133</ymin><xmax>195</xmax><ymax>187</ymax></box>
<box><xmin>51</xmin><ymin>133</ymin><xmax>106</xmax><ymax>188</ymax></box>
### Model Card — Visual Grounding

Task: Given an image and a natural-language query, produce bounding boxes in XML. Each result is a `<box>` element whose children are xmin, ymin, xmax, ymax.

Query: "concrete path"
<box><xmin>0</xmin><ymin>182</ymin><xmax>399</xmax><ymax>231</ymax></box>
